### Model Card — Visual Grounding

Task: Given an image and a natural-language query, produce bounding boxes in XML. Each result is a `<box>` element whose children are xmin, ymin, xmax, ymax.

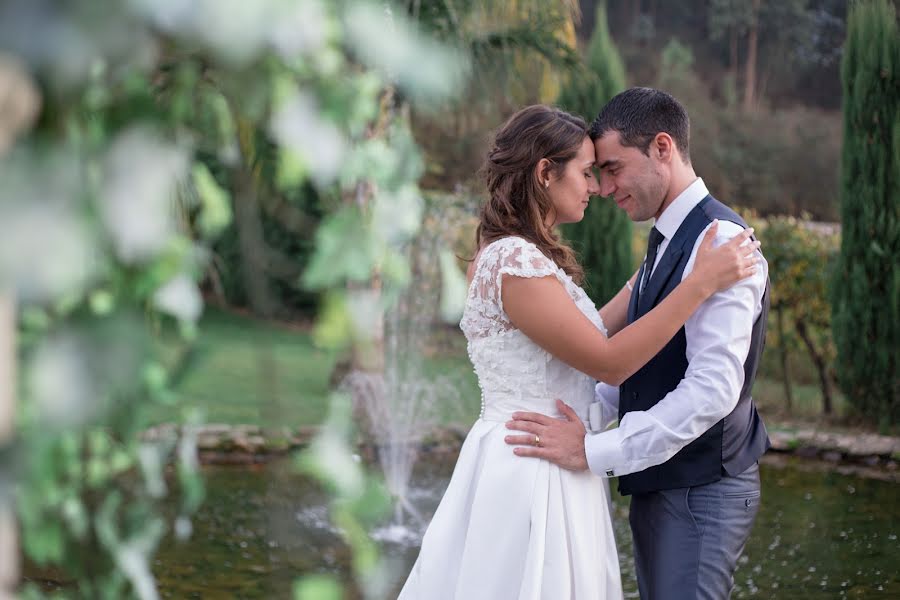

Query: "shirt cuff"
<box><xmin>584</xmin><ymin>428</ymin><xmax>626</xmax><ymax>478</ymax></box>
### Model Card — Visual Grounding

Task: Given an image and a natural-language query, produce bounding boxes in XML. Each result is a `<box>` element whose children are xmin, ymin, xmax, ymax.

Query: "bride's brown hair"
<box><xmin>476</xmin><ymin>104</ymin><xmax>586</xmax><ymax>283</ymax></box>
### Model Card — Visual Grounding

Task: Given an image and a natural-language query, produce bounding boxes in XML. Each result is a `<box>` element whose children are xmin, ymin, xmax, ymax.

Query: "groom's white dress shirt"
<box><xmin>584</xmin><ymin>178</ymin><xmax>768</xmax><ymax>478</ymax></box>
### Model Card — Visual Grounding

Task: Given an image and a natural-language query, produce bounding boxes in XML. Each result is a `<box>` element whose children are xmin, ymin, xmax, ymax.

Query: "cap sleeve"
<box><xmin>464</xmin><ymin>237</ymin><xmax>563</xmax><ymax>337</ymax></box>
<box><xmin>494</xmin><ymin>237</ymin><xmax>559</xmax><ymax>280</ymax></box>
<box><xmin>490</xmin><ymin>237</ymin><xmax>562</xmax><ymax>317</ymax></box>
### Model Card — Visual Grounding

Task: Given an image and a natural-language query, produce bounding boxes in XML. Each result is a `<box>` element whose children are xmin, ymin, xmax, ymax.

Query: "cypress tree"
<box><xmin>557</xmin><ymin>1</ymin><xmax>633</xmax><ymax>305</ymax></box>
<box><xmin>832</xmin><ymin>0</ymin><xmax>900</xmax><ymax>425</ymax></box>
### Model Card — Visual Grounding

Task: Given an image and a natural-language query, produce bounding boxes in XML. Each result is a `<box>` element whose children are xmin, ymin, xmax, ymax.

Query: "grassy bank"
<box><xmin>151</xmin><ymin>309</ymin><xmax>337</xmax><ymax>428</ymax></box>
<box><xmin>156</xmin><ymin>309</ymin><xmax>843</xmax><ymax>430</ymax></box>
<box><xmin>153</xmin><ymin>309</ymin><xmax>481</xmax><ymax>428</ymax></box>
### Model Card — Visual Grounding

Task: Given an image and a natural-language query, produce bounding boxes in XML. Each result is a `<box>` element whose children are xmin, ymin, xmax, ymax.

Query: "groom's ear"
<box><xmin>652</xmin><ymin>132</ymin><xmax>676</xmax><ymax>163</ymax></box>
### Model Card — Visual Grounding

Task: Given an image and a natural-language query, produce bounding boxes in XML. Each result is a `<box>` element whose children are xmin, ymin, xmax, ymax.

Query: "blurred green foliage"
<box><xmin>0</xmin><ymin>0</ymin><xmax>469</xmax><ymax>598</ymax></box>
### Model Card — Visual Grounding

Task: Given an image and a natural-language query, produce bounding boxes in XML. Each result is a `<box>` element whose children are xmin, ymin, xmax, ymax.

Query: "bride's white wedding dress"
<box><xmin>398</xmin><ymin>236</ymin><xmax>622</xmax><ymax>600</ymax></box>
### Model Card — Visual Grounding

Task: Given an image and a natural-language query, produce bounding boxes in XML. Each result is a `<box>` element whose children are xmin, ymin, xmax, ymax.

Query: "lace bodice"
<box><xmin>460</xmin><ymin>236</ymin><xmax>608</xmax><ymax>423</ymax></box>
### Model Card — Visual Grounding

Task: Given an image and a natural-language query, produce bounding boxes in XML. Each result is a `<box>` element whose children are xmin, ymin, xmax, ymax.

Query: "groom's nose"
<box><xmin>598</xmin><ymin>174</ymin><xmax>616</xmax><ymax>198</ymax></box>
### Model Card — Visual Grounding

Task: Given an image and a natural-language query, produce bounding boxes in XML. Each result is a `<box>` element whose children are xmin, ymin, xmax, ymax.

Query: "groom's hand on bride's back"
<box><xmin>504</xmin><ymin>399</ymin><xmax>589</xmax><ymax>471</ymax></box>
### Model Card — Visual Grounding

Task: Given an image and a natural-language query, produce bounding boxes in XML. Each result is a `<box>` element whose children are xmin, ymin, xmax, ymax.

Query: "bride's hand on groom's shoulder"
<box><xmin>504</xmin><ymin>400</ymin><xmax>589</xmax><ymax>472</ymax></box>
<box><xmin>690</xmin><ymin>221</ymin><xmax>761</xmax><ymax>297</ymax></box>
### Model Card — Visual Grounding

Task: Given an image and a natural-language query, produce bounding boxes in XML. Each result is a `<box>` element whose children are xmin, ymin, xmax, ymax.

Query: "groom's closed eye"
<box><xmin>598</xmin><ymin>160</ymin><xmax>621</xmax><ymax>176</ymax></box>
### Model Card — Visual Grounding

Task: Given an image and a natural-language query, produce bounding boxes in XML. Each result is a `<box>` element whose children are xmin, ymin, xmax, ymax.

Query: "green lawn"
<box><xmin>154</xmin><ymin>308</ymin><xmax>837</xmax><ymax>430</ymax></box>
<box><xmin>150</xmin><ymin>310</ymin><xmax>338</xmax><ymax>428</ymax></box>
<box><xmin>752</xmin><ymin>376</ymin><xmax>847</xmax><ymax>420</ymax></box>
<box><xmin>152</xmin><ymin>309</ymin><xmax>481</xmax><ymax>429</ymax></box>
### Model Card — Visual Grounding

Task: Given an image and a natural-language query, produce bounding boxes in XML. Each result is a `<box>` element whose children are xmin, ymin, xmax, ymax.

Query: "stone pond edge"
<box><xmin>141</xmin><ymin>422</ymin><xmax>900</xmax><ymax>481</ymax></box>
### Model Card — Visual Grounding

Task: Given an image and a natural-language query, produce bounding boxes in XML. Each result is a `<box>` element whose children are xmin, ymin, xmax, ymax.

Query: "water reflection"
<box><xmin>143</xmin><ymin>456</ymin><xmax>899</xmax><ymax>598</ymax></box>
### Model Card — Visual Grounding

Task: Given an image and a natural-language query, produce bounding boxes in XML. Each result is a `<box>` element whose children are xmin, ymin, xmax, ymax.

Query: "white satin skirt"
<box><xmin>397</xmin><ymin>418</ymin><xmax>623</xmax><ymax>599</ymax></box>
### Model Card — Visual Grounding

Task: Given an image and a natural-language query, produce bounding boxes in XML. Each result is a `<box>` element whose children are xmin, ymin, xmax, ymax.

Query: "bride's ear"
<box><xmin>535</xmin><ymin>158</ymin><xmax>553</xmax><ymax>189</ymax></box>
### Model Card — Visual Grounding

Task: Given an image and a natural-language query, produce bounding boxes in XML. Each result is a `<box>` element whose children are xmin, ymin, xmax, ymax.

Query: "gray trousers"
<box><xmin>628</xmin><ymin>462</ymin><xmax>761</xmax><ymax>600</ymax></box>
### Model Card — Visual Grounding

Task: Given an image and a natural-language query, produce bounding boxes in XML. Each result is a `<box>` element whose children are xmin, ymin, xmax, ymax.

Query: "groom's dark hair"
<box><xmin>589</xmin><ymin>87</ymin><xmax>691</xmax><ymax>163</ymax></box>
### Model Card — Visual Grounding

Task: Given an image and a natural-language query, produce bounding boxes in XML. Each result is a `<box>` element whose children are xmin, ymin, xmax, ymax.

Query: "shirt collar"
<box><xmin>653</xmin><ymin>177</ymin><xmax>709</xmax><ymax>241</ymax></box>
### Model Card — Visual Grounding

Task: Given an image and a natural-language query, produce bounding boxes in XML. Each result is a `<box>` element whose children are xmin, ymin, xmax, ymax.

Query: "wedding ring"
<box><xmin>534</xmin><ymin>435</ymin><xmax>541</xmax><ymax>447</ymax></box>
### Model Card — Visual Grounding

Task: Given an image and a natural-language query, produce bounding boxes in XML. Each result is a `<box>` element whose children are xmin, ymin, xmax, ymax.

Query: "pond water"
<box><xmin>147</xmin><ymin>455</ymin><xmax>899</xmax><ymax>599</ymax></box>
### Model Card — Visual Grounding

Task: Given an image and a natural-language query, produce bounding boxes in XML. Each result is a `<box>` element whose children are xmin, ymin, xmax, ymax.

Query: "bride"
<box><xmin>397</xmin><ymin>105</ymin><xmax>759</xmax><ymax>599</ymax></box>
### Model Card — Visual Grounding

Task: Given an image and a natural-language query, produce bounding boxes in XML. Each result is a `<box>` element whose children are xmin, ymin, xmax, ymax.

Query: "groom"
<box><xmin>505</xmin><ymin>88</ymin><xmax>771</xmax><ymax>599</ymax></box>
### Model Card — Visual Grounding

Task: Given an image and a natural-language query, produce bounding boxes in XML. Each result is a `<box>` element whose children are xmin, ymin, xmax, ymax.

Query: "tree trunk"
<box><xmin>0</xmin><ymin>293</ymin><xmax>19</xmax><ymax>597</ymax></box>
<box><xmin>729</xmin><ymin>28</ymin><xmax>739</xmax><ymax>76</ymax></box>
<box><xmin>743</xmin><ymin>0</ymin><xmax>761</xmax><ymax>112</ymax></box>
<box><xmin>776</xmin><ymin>305</ymin><xmax>793</xmax><ymax>414</ymax></box>
<box><xmin>233</xmin><ymin>119</ymin><xmax>279</xmax><ymax>318</ymax></box>
<box><xmin>795</xmin><ymin>320</ymin><xmax>834</xmax><ymax>416</ymax></box>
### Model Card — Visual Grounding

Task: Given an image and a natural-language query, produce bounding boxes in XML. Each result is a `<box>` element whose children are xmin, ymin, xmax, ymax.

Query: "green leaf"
<box><xmin>380</xmin><ymin>249</ymin><xmax>411</xmax><ymax>289</ymax></box>
<box><xmin>302</xmin><ymin>208</ymin><xmax>375</xmax><ymax>289</ymax></box>
<box><xmin>89</xmin><ymin>289</ymin><xmax>116</xmax><ymax>315</ymax></box>
<box><xmin>192</xmin><ymin>163</ymin><xmax>232</xmax><ymax>238</ymax></box>
<box><xmin>293</xmin><ymin>574</ymin><xmax>343</xmax><ymax>600</ymax></box>
<box><xmin>109</xmin><ymin>449</ymin><xmax>134</xmax><ymax>474</ymax></box>
<box><xmin>132</xmin><ymin>238</ymin><xmax>195</xmax><ymax>299</ymax></box>
<box><xmin>87</xmin><ymin>458</ymin><xmax>111</xmax><ymax>488</ymax></box>
<box><xmin>95</xmin><ymin>490</ymin><xmax>123</xmax><ymax>551</ymax></box>
<box><xmin>178</xmin><ymin>467</ymin><xmax>205</xmax><ymax>515</ymax></box>
<box><xmin>276</xmin><ymin>147</ymin><xmax>310</xmax><ymax>190</ymax></box>
<box><xmin>142</xmin><ymin>361</ymin><xmax>169</xmax><ymax>393</ymax></box>
<box><xmin>312</xmin><ymin>292</ymin><xmax>352</xmax><ymax>350</ymax></box>
<box><xmin>21</xmin><ymin>516</ymin><xmax>65</xmax><ymax>564</ymax></box>
<box><xmin>20</xmin><ymin>306</ymin><xmax>51</xmax><ymax>332</ymax></box>
<box><xmin>208</xmin><ymin>90</ymin><xmax>236</xmax><ymax>148</ymax></box>
<box><xmin>345</xmin><ymin>477</ymin><xmax>391</xmax><ymax>526</ymax></box>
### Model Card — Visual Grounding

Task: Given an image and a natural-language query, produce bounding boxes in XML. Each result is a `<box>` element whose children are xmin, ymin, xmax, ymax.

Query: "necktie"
<box><xmin>639</xmin><ymin>226</ymin><xmax>665</xmax><ymax>295</ymax></box>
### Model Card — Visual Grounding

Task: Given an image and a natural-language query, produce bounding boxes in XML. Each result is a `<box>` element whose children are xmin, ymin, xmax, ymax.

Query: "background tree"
<box><xmin>556</xmin><ymin>1</ymin><xmax>634</xmax><ymax>305</ymax></box>
<box><xmin>832</xmin><ymin>0</ymin><xmax>900</xmax><ymax>426</ymax></box>
<box><xmin>708</xmin><ymin>0</ymin><xmax>755</xmax><ymax>104</ymax></box>
<box><xmin>750</xmin><ymin>214</ymin><xmax>840</xmax><ymax>415</ymax></box>
<box><xmin>408</xmin><ymin>0</ymin><xmax>582</xmax><ymax>189</ymax></box>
